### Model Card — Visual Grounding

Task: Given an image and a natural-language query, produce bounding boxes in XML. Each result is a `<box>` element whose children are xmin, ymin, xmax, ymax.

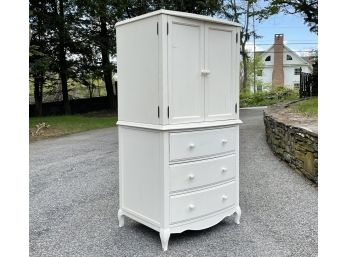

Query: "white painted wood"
<box><xmin>170</xmin><ymin>181</ymin><xmax>236</xmax><ymax>224</ymax></box>
<box><xmin>204</xmin><ymin>23</ymin><xmax>236</xmax><ymax>121</ymax></box>
<box><xmin>168</xmin><ymin>16</ymin><xmax>205</xmax><ymax>124</ymax></box>
<box><xmin>234</xmin><ymin>206</ymin><xmax>241</xmax><ymax>225</ymax></box>
<box><xmin>116</xmin><ymin>11</ymin><xmax>241</xmax><ymax>251</ymax></box>
<box><xmin>160</xmin><ymin>228</ymin><xmax>170</xmax><ymax>251</ymax></box>
<box><xmin>170</xmin><ymin>154</ymin><xmax>236</xmax><ymax>192</ymax></box>
<box><xmin>158</xmin><ymin>14</ymin><xmax>169</xmax><ymax>124</ymax></box>
<box><xmin>119</xmin><ymin>126</ymin><xmax>161</xmax><ymax>223</ymax></box>
<box><xmin>117</xmin><ymin>119</ymin><xmax>242</xmax><ymax>131</ymax></box>
<box><xmin>116</xmin><ymin>15</ymin><xmax>160</xmax><ymax>124</ymax></box>
<box><xmin>169</xmin><ymin>206</ymin><xmax>236</xmax><ymax>233</ymax></box>
<box><xmin>118</xmin><ymin>209</ymin><xmax>125</xmax><ymax>227</ymax></box>
<box><xmin>115</xmin><ymin>9</ymin><xmax>240</xmax><ymax>27</ymax></box>
<box><xmin>120</xmin><ymin>208</ymin><xmax>161</xmax><ymax>232</ymax></box>
<box><xmin>169</xmin><ymin>127</ymin><xmax>237</xmax><ymax>161</ymax></box>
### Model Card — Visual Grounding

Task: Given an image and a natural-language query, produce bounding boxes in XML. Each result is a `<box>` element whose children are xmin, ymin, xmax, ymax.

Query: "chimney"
<box><xmin>272</xmin><ymin>34</ymin><xmax>284</xmax><ymax>86</ymax></box>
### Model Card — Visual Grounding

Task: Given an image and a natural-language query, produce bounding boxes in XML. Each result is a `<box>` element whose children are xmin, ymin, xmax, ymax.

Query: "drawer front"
<box><xmin>170</xmin><ymin>154</ymin><xmax>236</xmax><ymax>192</ymax></box>
<box><xmin>169</xmin><ymin>127</ymin><xmax>237</xmax><ymax>161</ymax></box>
<box><xmin>170</xmin><ymin>181</ymin><xmax>236</xmax><ymax>224</ymax></box>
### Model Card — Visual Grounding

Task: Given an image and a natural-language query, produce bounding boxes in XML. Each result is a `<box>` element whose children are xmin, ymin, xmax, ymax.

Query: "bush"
<box><xmin>240</xmin><ymin>87</ymin><xmax>299</xmax><ymax>107</ymax></box>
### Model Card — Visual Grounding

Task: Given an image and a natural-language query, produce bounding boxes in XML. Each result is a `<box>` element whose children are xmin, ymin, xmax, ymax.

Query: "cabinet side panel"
<box><xmin>120</xmin><ymin>126</ymin><xmax>161</xmax><ymax>223</ymax></box>
<box><xmin>117</xmin><ymin>16</ymin><xmax>159</xmax><ymax>124</ymax></box>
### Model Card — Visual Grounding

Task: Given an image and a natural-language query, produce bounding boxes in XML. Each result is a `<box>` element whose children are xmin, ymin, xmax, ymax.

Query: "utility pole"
<box><xmin>253</xmin><ymin>3</ymin><xmax>256</xmax><ymax>94</ymax></box>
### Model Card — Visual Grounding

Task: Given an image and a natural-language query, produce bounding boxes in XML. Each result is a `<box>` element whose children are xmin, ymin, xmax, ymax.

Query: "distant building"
<box><xmin>257</xmin><ymin>34</ymin><xmax>313</xmax><ymax>91</ymax></box>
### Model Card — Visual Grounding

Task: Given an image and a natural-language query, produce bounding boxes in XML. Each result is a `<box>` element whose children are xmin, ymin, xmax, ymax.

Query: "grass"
<box><xmin>290</xmin><ymin>97</ymin><xmax>318</xmax><ymax>116</ymax></box>
<box><xmin>240</xmin><ymin>87</ymin><xmax>299</xmax><ymax>108</ymax></box>
<box><xmin>29</xmin><ymin>111</ymin><xmax>117</xmax><ymax>142</ymax></box>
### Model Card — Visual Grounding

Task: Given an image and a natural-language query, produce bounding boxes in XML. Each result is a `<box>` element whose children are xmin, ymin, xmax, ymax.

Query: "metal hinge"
<box><xmin>235</xmin><ymin>103</ymin><xmax>238</xmax><ymax>113</ymax></box>
<box><xmin>167</xmin><ymin>106</ymin><xmax>169</xmax><ymax>118</ymax></box>
<box><xmin>236</xmin><ymin>32</ymin><xmax>238</xmax><ymax>43</ymax></box>
<box><xmin>157</xmin><ymin>106</ymin><xmax>160</xmax><ymax>118</ymax></box>
<box><xmin>157</xmin><ymin>22</ymin><xmax>158</xmax><ymax>35</ymax></box>
<box><xmin>167</xmin><ymin>22</ymin><xmax>169</xmax><ymax>35</ymax></box>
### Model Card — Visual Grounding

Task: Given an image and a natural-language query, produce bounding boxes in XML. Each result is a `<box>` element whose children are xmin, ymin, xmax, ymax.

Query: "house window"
<box><xmin>286</xmin><ymin>55</ymin><xmax>292</xmax><ymax>60</ymax></box>
<box><xmin>294</xmin><ymin>68</ymin><xmax>301</xmax><ymax>75</ymax></box>
<box><xmin>265</xmin><ymin>56</ymin><xmax>271</xmax><ymax>61</ymax></box>
<box><xmin>257</xmin><ymin>85</ymin><xmax>263</xmax><ymax>92</ymax></box>
<box><xmin>294</xmin><ymin>83</ymin><xmax>300</xmax><ymax>89</ymax></box>
<box><xmin>257</xmin><ymin>69</ymin><xmax>262</xmax><ymax>76</ymax></box>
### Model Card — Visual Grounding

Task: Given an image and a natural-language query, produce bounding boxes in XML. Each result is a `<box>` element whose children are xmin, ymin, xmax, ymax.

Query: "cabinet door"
<box><xmin>168</xmin><ymin>16</ymin><xmax>205</xmax><ymax>124</ymax></box>
<box><xmin>204</xmin><ymin>23</ymin><xmax>237</xmax><ymax>121</ymax></box>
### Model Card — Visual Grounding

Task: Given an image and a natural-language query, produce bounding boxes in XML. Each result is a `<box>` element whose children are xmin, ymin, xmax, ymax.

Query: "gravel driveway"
<box><xmin>30</xmin><ymin>108</ymin><xmax>317</xmax><ymax>257</ymax></box>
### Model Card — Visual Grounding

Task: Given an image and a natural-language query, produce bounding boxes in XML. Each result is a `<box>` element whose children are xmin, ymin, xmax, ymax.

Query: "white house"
<box><xmin>257</xmin><ymin>34</ymin><xmax>313</xmax><ymax>90</ymax></box>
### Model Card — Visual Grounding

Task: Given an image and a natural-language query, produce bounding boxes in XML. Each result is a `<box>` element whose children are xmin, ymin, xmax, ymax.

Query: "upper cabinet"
<box><xmin>116</xmin><ymin>10</ymin><xmax>240</xmax><ymax>126</ymax></box>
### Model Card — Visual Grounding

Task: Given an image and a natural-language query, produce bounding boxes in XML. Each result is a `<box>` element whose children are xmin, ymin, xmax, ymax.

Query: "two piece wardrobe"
<box><xmin>116</xmin><ymin>10</ymin><xmax>242</xmax><ymax>251</ymax></box>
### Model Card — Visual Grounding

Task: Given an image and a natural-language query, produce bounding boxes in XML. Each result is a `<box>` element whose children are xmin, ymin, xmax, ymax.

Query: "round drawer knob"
<box><xmin>222</xmin><ymin>195</ymin><xmax>228</xmax><ymax>201</ymax></box>
<box><xmin>188</xmin><ymin>204</ymin><xmax>195</xmax><ymax>210</ymax></box>
<box><xmin>221</xmin><ymin>139</ymin><xmax>228</xmax><ymax>144</ymax></box>
<box><xmin>189</xmin><ymin>143</ymin><xmax>195</xmax><ymax>149</ymax></box>
<box><xmin>221</xmin><ymin>167</ymin><xmax>227</xmax><ymax>173</ymax></box>
<box><xmin>188</xmin><ymin>174</ymin><xmax>195</xmax><ymax>180</ymax></box>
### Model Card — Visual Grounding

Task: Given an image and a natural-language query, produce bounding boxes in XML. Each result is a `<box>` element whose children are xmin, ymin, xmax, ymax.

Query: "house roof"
<box><xmin>115</xmin><ymin>9</ymin><xmax>241</xmax><ymax>27</ymax></box>
<box><xmin>257</xmin><ymin>44</ymin><xmax>311</xmax><ymax>66</ymax></box>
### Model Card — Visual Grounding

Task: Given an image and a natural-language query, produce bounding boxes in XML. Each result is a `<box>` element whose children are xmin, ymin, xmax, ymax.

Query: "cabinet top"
<box><xmin>115</xmin><ymin>9</ymin><xmax>241</xmax><ymax>27</ymax></box>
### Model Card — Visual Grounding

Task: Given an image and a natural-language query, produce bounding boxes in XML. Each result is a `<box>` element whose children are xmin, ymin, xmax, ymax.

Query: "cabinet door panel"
<box><xmin>168</xmin><ymin>17</ymin><xmax>204</xmax><ymax>124</ymax></box>
<box><xmin>205</xmin><ymin>24</ymin><xmax>236</xmax><ymax>121</ymax></box>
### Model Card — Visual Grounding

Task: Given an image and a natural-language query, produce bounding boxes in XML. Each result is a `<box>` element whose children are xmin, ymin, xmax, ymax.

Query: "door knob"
<box><xmin>222</xmin><ymin>195</ymin><xmax>228</xmax><ymax>201</ymax></box>
<box><xmin>188</xmin><ymin>204</ymin><xmax>195</xmax><ymax>210</ymax></box>
<box><xmin>188</xmin><ymin>174</ymin><xmax>195</xmax><ymax>180</ymax></box>
<box><xmin>201</xmin><ymin>69</ymin><xmax>210</xmax><ymax>75</ymax></box>
<box><xmin>189</xmin><ymin>143</ymin><xmax>195</xmax><ymax>149</ymax></box>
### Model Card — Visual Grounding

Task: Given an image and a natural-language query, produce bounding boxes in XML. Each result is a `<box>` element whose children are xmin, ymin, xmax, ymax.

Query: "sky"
<box><xmin>245</xmin><ymin>12</ymin><xmax>318</xmax><ymax>57</ymax></box>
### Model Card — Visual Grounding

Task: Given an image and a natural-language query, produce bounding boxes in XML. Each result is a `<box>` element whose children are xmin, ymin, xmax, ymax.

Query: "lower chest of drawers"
<box><xmin>118</xmin><ymin>124</ymin><xmax>240</xmax><ymax>250</ymax></box>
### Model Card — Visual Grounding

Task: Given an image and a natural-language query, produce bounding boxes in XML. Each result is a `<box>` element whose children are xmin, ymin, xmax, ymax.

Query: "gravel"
<box><xmin>30</xmin><ymin>109</ymin><xmax>317</xmax><ymax>257</ymax></box>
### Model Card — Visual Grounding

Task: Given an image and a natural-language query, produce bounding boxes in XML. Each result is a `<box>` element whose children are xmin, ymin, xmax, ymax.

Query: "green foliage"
<box><xmin>261</xmin><ymin>0</ymin><xmax>318</xmax><ymax>33</ymax></box>
<box><xmin>240</xmin><ymin>86</ymin><xmax>299</xmax><ymax>107</ymax></box>
<box><xmin>241</xmin><ymin>53</ymin><xmax>264</xmax><ymax>92</ymax></box>
<box><xmin>29</xmin><ymin>0</ymin><xmax>224</xmax><ymax>109</ymax></box>
<box><xmin>290</xmin><ymin>97</ymin><xmax>318</xmax><ymax>116</ymax></box>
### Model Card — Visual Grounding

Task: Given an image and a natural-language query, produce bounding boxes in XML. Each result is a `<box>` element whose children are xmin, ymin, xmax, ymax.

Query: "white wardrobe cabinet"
<box><xmin>116</xmin><ymin>10</ymin><xmax>242</xmax><ymax>251</ymax></box>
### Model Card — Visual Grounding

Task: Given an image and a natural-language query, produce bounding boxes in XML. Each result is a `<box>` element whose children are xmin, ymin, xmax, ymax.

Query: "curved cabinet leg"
<box><xmin>160</xmin><ymin>228</ymin><xmax>170</xmax><ymax>251</ymax></box>
<box><xmin>118</xmin><ymin>209</ymin><xmax>125</xmax><ymax>227</ymax></box>
<box><xmin>234</xmin><ymin>206</ymin><xmax>241</xmax><ymax>225</ymax></box>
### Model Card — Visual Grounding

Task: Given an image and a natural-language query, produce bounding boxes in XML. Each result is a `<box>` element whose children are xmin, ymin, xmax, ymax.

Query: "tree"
<box><xmin>221</xmin><ymin>0</ymin><xmax>263</xmax><ymax>92</ymax></box>
<box><xmin>241</xmin><ymin>52</ymin><xmax>264</xmax><ymax>92</ymax></box>
<box><xmin>30</xmin><ymin>1</ymin><xmax>52</xmax><ymax>116</ymax></box>
<box><xmin>263</xmin><ymin>0</ymin><xmax>318</xmax><ymax>33</ymax></box>
<box><xmin>30</xmin><ymin>0</ymin><xmax>79</xmax><ymax>114</ymax></box>
<box><xmin>52</xmin><ymin>0</ymin><xmax>73</xmax><ymax>114</ymax></box>
<box><xmin>74</xmin><ymin>0</ymin><xmax>126</xmax><ymax>111</ymax></box>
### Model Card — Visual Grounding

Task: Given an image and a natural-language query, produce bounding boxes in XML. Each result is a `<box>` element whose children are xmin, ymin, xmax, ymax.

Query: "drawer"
<box><xmin>169</xmin><ymin>127</ymin><xmax>237</xmax><ymax>161</ymax></box>
<box><xmin>170</xmin><ymin>154</ymin><xmax>236</xmax><ymax>192</ymax></box>
<box><xmin>170</xmin><ymin>181</ymin><xmax>236</xmax><ymax>224</ymax></box>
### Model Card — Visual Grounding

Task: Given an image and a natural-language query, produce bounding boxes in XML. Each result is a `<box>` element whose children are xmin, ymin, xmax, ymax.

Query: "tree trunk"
<box><xmin>57</xmin><ymin>0</ymin><xmax>71</xmax><ymax>114</ymax></box>
<box><xmin>34</xmin><ymin>74</ymin><xmax>43</xmax><ymax>116</ymax></box>
<box><xmin>241</xmin><ymin>2</ymin><xmax>251</xmax><ymax>93</ymax></box>
<box><xmin>100</xmin><ymin>17</ymin><xmax>117</xmax><ymax>111</ymax></box>
<box><xmin>241</xmin><ymin>43</ymin><xmax>248</xmax><ymax>92</ymax></box>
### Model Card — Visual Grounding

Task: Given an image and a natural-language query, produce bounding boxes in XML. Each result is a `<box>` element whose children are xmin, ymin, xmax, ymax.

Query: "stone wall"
<box><xmin>264</xmin><ymin>109</ymin><xmax>318</xmax><ymax>184</ymax></box>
